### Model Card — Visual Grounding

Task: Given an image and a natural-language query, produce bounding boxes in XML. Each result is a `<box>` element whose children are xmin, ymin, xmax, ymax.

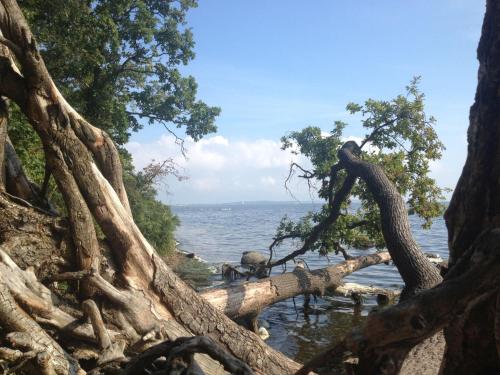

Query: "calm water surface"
<box><xmin>172</xmin><ymin>202</ymin><xmax>448</xmax><ymax>363</ymax></box>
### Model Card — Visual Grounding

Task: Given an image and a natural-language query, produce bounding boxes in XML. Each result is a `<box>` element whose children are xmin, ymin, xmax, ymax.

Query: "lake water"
<box><xmin>172</xmin><ymin>202</ymin><xmax>448</xmax><ymax>363</ymax></box>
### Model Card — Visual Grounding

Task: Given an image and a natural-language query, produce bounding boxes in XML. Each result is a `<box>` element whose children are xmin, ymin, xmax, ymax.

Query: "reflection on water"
<box><xmin>172</xmin><ymin>202</ymin><xmax>448</xmax><ymax>362</ymax></box>
<box><xmin>263</xmin><ymin>295</ymin><xmax>368</xmax><ymax>364</ymax></box>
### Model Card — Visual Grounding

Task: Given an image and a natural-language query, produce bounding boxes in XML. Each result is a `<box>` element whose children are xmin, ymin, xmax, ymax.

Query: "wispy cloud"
<box><xmin>126</xmin><ymin>134</ymin><xmax>315</xmax><ymax>204</ymax></box>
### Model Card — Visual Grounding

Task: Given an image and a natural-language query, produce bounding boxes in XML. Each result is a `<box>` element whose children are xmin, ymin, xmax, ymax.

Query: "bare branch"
<box><xmin>126</xmin><ymin>110</ymin><xmax>187</xmax><ymax>155</ymax></box>
<box><xmin>284</xmin><ymin>162</ymin><xmax>317</xmax><ymax>197</ymax></box>
<box><xmin>270</xmin><ymin>173</ymin><xmax>356</xmax><ymax>268</ymax></box>
<box><xmin>141</xmin><ymin>158</ymin><xmax>187</xmax><ymax>187</ymax></box>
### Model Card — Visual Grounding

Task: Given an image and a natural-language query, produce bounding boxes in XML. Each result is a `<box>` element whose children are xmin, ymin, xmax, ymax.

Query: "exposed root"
<box><xmin>122</xmin><ymin>336</ymin><xmax>254</xmax><ymax>375</ymax></box>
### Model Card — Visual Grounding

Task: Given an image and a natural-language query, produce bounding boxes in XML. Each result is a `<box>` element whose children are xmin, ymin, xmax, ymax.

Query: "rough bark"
<box><xmin>338</xmin><ymin>141</ymin><xmax>442</xmax><ymax>298</ymax></box>
<box><xmin>0</xmin><ymin>2</ymin><xmax>304</xmax><ymax>374</ymax></box>
<box><xmin>441</xmin><ymin>1</ymin><xmax>500</xmax><ymax>372</ymax></box>
<box><xmin>444</xmin><ymin>0</ymin><xmax>500</xmax><ymax>263</ymax></box>
<box><xmin>0</xmin><ymin>97</ymin><xmax>6</xmax><ymax>190</ymax></box>
<box><xmin>0</xmin><ymin>193</ymin><xmax>71</xmax><ymax>280</ymax></box>
<box><xmin>201</xmin><ymin>252</ymin><xmax>392</xmax><ymax>319</ymax></box>
<box><xmin>296</xmin><ymin>228</ymin><xmax>500</xmax><ymax>375</ymax></box>
<box><xmin>0</xmin><ymin>278</ymin><xmax>83</xmax><ymax>375</ymax></box>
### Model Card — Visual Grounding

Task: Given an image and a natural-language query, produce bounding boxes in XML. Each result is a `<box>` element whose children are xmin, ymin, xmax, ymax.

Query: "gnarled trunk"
<box><xmin>0</xmin><ymin>1</ymin><xmax>303</xmax><ymax>374</ymax></box>
<box><xmin>442</xmin><ymin>0</ymin><xmax>500</xmax><ymax>372</ymax></box>
<box><xmin>338</xmin><ymin>141</ymin><xmax>442</xmax><ymax>298</ymax></box>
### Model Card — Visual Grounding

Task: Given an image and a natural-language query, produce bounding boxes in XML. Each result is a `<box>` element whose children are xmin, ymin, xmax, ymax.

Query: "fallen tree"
<box><xmin>296</xmin><ymin>1</ymin><xmax>500</xmax><ymax>373</ymax></box>
<box><xmin>0</xmin><ymin>1</ymin><xmax>302</xmax><ymax>373</ymax></box>
<box><xmin>0</xmin><ymin>0</ymin><xmax>497</xmax><ymax>374</ymax></box>
<box><xmin>201</xmin><ymin>252</ymin><xmax>393</xmax><ymax>319</ymax></box>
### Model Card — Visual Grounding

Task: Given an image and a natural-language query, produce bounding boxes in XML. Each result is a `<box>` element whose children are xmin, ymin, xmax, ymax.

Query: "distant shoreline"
<box><xmin>171</xmin><ymin>200</ymin><xmax>326</xmax><ymax>207</ymax></box>
<box><xmin>170</xmin><ymin>200</ymin><xmax>450</xmax><ymax>207</ymax></box>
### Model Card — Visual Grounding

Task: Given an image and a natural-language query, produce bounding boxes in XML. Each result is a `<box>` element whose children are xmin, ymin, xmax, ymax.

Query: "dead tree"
<box><xmin>201</xmin><ymin>252</ymin><xmax>393</xmax><ymax>319</ymax></box>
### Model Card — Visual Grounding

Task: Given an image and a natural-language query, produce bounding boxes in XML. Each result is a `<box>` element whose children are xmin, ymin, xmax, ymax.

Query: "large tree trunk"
<box><xmin>0</xmin><ymin>2</ymin><xmax>304</xmax><ymax>374</ymax></box>
<box><xmin>442</xmin><ymin>0</ymin><xmax>500</xmax><ymax>372</ymax></box>
<box><xmin>0</xmin><ymin>97</ymin><xmax>6</xmax><ymax>190</ymax></box>
<box><xmin>338</xmin><ymin>141</ymin><xmax>442</xmax><ymax>299</ymax></box>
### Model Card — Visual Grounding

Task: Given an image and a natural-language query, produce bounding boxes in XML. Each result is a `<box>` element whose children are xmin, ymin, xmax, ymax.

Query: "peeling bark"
<box><xmin>201</xmin><ymin>252</ymin><xmax>392</xmax><ymax>319</ymax></box>
<box><xmin>0</xmin><ymin>2</ymin><xmax>304</xmax><ymax>374</ymax></box>
<box><xmin>0</xmin><ymin>279</ymin><xmax>83</xmax><ymax>375</ymax></box>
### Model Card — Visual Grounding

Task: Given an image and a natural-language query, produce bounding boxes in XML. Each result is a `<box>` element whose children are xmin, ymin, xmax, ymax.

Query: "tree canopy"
<box><xmin>0</xmin><ymin>0</ymin><xmax>499</xmax><ymax>374</ymax></box>
<box><xmin>275</xmin><ymin>78</ymin><xmax>446</xmax><ymax>256</ymax></box>
<box><xmin>8</xmin><ymin>0</ymin><xmax>221</xmax><ymax>254</ymax></box>
<box><xmin>19</xmin><ymin>0</ymin><xmax>220</xmax><ymax>143</ymax></box>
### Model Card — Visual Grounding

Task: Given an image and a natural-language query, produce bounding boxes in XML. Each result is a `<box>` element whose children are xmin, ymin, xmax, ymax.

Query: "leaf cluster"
<box><xmin>8</xmin><ymin>1</ymin><xmax>221</xmax><ymax>254</ymax></box>
<box><xmin>276</xmin><ymin>79</ymin><xmax>447</xmax><ymax>254</ymax></box>
<box><xmin>19</xmin><ymin>0</ymin><xmax>220</xmax><ymax>144</ymax></box>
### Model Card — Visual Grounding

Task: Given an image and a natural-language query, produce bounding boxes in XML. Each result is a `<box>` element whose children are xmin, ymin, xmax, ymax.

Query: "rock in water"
<box><xmin>258</xmin><ymin>326</ymin><xmax>270</xmax><ymax>340</ymax></box>
<box><xmin>240</xmin><ymin>251</ymin><xmax>267</xmax><ymax>266</ymax></box>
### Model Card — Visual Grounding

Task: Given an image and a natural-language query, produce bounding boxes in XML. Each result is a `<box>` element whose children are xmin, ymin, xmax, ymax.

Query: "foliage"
<box><xmin>277</xmin><ymin>78</ymin><xmax>446</xmax><ymax>253</ymax></box>
<box><xmin>19</xmin><ymin>0</ymin><xmax>220</xmax><ymax>144</ymax></box>
<box><xmin>123</xmin><ymin>155</ymin><xmax>179</xmax><ymax>255</ymax></box>
<box><xmin>8</xmin><ymin>0</ymin><xmax>220</xmax><ymax>254</ymax></box>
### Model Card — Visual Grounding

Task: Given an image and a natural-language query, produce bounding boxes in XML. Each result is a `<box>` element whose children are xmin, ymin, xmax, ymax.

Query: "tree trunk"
<box><xmin>338</xmin><ymin>141</ymin><xmax>442</xmax><ymax>299</ymax></box>
<box><xmin>0</xmin><ymin>97</ymin><xmax>6</xmax><ymax>190</ymax></box>
<box><xmin>0</xmin><ymin>2</ymin><xmax>303</xmax><ymax>374</ymax></box>
<box><xmin>442</xmin><ymin>0</ymin><xmax>500</xmax><ymax>372</ymax></box>
<box><xmin>201</xmin><ymin>252</ymin><xmax>392</xmax><ymax>319</ymax></box>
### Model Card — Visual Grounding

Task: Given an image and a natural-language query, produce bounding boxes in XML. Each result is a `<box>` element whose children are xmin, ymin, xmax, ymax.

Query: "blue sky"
<box><xmin>127</xmin><ymin>1</ymin><xmax>485</xmax><ymax>204</ymax></box>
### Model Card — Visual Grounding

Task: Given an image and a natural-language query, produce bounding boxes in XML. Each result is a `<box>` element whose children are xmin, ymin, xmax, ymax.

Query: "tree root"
<box><xmin>296</xmin><ymin>228</ymin><xmax>500</xmax><ymax>374</ymax></box>
<box><xmin>122</xmin><ymin>336</ymin><xmax>254</xmax><ymax>375</ymax></box>
<box><xmin>0</xmin><ymin>280</ymin><xmax>83</xmax><ymax>375</ymax></box>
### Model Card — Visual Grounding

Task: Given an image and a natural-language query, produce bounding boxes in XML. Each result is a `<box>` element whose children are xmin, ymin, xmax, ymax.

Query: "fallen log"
<box><xmin>200</xmin><ymin>252</ymin><xmax>392</xmax><ymax>319</ymax></box>
<box><xmin>331</xmin><ymin>282</ymin><xmax>400</xmax><ymax>299</ymax></box>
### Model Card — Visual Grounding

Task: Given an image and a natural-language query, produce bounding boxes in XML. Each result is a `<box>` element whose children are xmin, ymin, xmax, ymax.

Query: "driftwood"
<box><xmin>0</xmin><ymin>2</ymin><xmax>304</xmax><ymax>373</ymax></box>
<box><xmin>201</xmin><ymin>252</ymin><xmax>392</xmax><ymax>319</ymax></box>
<box><xmin>332</xmin><ymin>282</ymin><xmax>400</xmax><ymax>300</ymax></box>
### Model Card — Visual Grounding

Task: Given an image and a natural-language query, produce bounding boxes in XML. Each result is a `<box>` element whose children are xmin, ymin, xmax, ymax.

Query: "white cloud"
<box><xmin>126</xmin><ymin>134</ymin><xmax>315</xmax><ymax>203</ymax></box>
<box><xmin>342</xmin><ymin>135</ymin><xmax>380</xmax><ymax>154</ymax></box>
<box><xmin>192</xmin><ymin>177</ymin><xmax>220</xmax><ymax>191</ymax></box>
<box><xmin>260</xmin><ymin>176</ymin><xmax>276</xmax><ymax>186</ymax></box>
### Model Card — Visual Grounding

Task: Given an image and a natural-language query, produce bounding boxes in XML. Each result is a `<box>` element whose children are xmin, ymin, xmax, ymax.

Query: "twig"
<box><xmin>269</xmin><ymin>173</ymin><xmax>356</xmax><ymax>268</ymax></box>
